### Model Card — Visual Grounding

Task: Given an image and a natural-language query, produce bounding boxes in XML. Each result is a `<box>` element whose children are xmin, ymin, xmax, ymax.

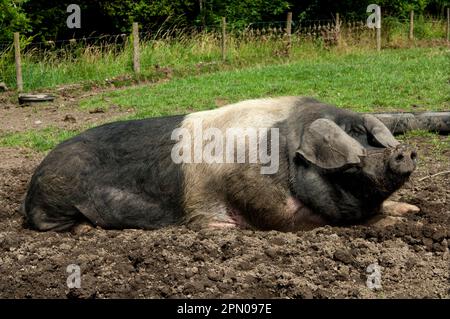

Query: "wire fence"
<box><xmin>1</xmin><ymin>11</ymin><xmax>449</xmax><ymax>91</ymax></box>
<box><xmin>1</xmin><ymin>15</ymin><xmax>448</xmax><ymax>52</ymax></box>
<box><xmin>2</xmin><ymin>17</ymin><xmax>448</xmax><ymax>47</ymax></box>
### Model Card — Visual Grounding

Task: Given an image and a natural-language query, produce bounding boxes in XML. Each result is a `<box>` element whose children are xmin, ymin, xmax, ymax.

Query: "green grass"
<box><xmin>0</xmin><ymin>127</ymin><xmax>79</xmax><ymax>152</ymax></box>
<box><xmin>384</xmin><ymin>16</ymin><xmax>448</xmax><ymax>42</ymax></box>
<box><xmin>82</xmin><ymin>47</ymin><xmax>450</xmax><ymax>117</ymax></box>
<box><xmin>398</xmin><ymin>130</ymin><xmax>450</xmax><ymax>161</ymax></box>
<box><xmin>1</xmin><ymin>16</ymin><xmax>447</xmax><ymax>92</ymax></box>
<box><xmin>1</xmin><ymin>47</ymin><xmax>449</xmax><ymax>152</ymax></box>
<box><xmin>0</xmin><ymin>35</ymin><xmax>314</xmax><ymax>91</ymax></box>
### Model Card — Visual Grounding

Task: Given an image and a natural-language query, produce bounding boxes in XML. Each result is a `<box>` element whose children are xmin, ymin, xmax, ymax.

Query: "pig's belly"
<box><xmin>287</xmin><ymin>197</ymin><xmax>328</xmax><ymax>230</ymax></box>
<box><xmin>209</xmin><ymin>196</ymin><xmax>327</xmax><ymax>231</ymax></box>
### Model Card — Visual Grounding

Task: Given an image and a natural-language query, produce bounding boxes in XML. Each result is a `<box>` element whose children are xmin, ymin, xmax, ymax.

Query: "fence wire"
<box><xmin>1</xmin><ymin>15</ymin><xmax>448</xmax><ymax>90</ymax></box>
<box><xmin>1</xmin><ymin>15</ymin><xmax>446</xmax><ymax>51</ymax></box>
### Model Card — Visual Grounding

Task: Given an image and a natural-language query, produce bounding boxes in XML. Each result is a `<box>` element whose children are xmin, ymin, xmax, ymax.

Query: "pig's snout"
<box><xmin>388</xmin><ymin>145</ymin><xmax>417</xmax><ymax>176</ymax></box>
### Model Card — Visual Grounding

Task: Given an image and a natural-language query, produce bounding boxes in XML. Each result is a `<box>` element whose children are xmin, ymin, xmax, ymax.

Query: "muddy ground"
<box><xmin>0</xmin><ymin>86</ymin><xmax>132</xmax><ymax>134</ymax></box>
<box><xmin>0</xmin><ymin>95</ymin><xmax>449</xmax><ymax>299</ymax></box>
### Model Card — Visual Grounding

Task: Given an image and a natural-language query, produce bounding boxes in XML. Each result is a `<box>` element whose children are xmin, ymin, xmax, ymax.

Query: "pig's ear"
<box><xmin>362</xmin><ymin>114</ymin><xmax>400</xmax><ymax>148</ymax></box>
<box><xmin>296</xmin><ymin>118</ymin><xmax>366</xmax><ymax>169</ymax></box>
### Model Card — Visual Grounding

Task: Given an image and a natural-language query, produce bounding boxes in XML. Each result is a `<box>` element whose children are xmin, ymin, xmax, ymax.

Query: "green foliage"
<box><xmin>203</xmin><ymin>0</ymin><xmax>290</xmax><ymax>26</ymax></box>
<box><xmin>0</xmin><ymin>0</ymin><xmax>31</xmax><ymax>43</ymax></box>
<box><xmin>378</xmin><ymin>0</ymin><xmax>430</xmax><ymax>17</ymax></box>
<box><xmin>2</xmin><ymin>0</ymin><xmax>448</xmax><ymax>42</ymax></box>
<box><xmin>375</xmin><ymin>0</ymin><xmax>448</xmax><ymax>17</ymax></box>
<box><xmin>100</xmin><ymin>0</ymin><xmax>198</xmax><ymax>32</ymax></box>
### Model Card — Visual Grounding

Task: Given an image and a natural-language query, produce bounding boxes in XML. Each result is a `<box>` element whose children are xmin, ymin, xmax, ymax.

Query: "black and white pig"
<box><xmin>22</xmin><ymin>97</ymin><xmax>418</xmax><ymax>232</ymax></box>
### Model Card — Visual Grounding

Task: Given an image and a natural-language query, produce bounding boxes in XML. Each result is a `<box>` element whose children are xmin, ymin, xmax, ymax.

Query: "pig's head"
<box><xmin>292</xmin><ymin>114</ymin><xmax>417</xmax><ymax>224</ymax></box>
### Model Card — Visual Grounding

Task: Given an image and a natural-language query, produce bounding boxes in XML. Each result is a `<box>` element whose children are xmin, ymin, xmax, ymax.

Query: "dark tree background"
<box><xmin>1</xmin><ymin>0</ymin><xmax>449</xmax><ymax>42</ymax></box>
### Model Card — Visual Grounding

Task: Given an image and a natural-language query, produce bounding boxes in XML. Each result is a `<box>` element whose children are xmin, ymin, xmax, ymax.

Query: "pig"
<box><xmin>21</xmin><ymin>96</ymin><xmax>418</xmax><ymax>232</ymax></box>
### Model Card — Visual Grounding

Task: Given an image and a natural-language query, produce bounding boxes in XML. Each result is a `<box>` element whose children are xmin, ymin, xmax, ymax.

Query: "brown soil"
<box><xmin>0</xmin><ymin>97</ymin><xmax>448</xmax><ymax>299</ymax></box>
<box><xmin>0</xmin><ymin>92</ymin><xmax>132</xmax><ymax>134</ymax></box>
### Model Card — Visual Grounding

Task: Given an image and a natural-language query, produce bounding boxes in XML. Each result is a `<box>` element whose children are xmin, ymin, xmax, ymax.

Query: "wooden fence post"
<box><xmin>409</xmin><ymin>10</ymin><xmax>414</xmax><ymax>41</ymax></box>
<box><xmin>335</xmin><ymin>13</ymin><xmax>341</xmax><ymax>46</ymax></box>
<box><xmin>221</xmin><ymin>17</ymin><xmax>226</xmax><ymax>61</ymax></box>
<box><xmin>376</xmin><ymin>8</ymin><xmax>381</xmax><ymax>52</ymax></box>
<box><xmin>447</xmin><ymin>7</ymin><xmax>449</xmax><ymax>45</ymax></box>
<box><xmin>286</xmin><ymin>12</ymin><xmax>292</xmax><ymax>56</ymax></box>
<box><xmin>14</xmin><ymin>32</ymin><xmax>23</xmax><ymax>92</ymax></box>
<box><xmin>132</xmin><ymin>22</ymin><xmax>140</xmax><ymax>74</ymax></box>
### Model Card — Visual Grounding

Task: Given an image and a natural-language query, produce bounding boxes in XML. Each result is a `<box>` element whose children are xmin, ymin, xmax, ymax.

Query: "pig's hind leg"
<box><xmin>25</xmin><ymin>206</ymin><xmax>82</xmax><ymax>231</ymax></box>
<box><xmin>23</xmin><ymin>174</ymin><xmax>91</xmax><ymax>232</ymax></box>
<box><xmin>76</xmin><ymin>185</ymin><xmax>182</xmax><ymax>230</ymax></box>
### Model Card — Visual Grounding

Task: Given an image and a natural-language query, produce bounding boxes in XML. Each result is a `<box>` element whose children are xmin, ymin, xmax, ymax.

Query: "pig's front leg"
<box><xmin>219</xmin><ymin>167</ymin><xmax>327</xmax><ymax>231</ymax></box>
<box><xmin>381</xmin><ymin>200</ymin><xmax>420</xmax><ymax>216</ymax></box>
<box><xmin>187</xmin><ymin>164</ymin><xmax>325</xmax><ymax>231</ymax></box>
<box><xmin>365</xmin><ymin>200</ymin><xmax>420</xmax><ymax>227</ymax></box>
<box><xmin>71</xmin><ymin>221</ymin><xmax>95</xmax><ymax>235</ymax></box>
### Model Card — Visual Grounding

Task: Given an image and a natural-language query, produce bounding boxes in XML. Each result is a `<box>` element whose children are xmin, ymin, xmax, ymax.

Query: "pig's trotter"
<box><xmin>365</xmin><ymin>215</ymin><xmax>407</xmax><ymax>228</ymax></box>
<box><xmin>364</xmin><ymin>200</ymin><xmax>420</xmax><ymax>227</ymax></box>
<box><xmin>71</xmin><ymin>221</ymin><xmax>94</xmax><ymax>235</ymax></box>
<box><xmin>382</xmin><ymin>200</ymin><xmax>420</xmax><ymax>216</ymax></box>
<box><xmin>207</xmin><ymin>221</ymin><xmax>238</xmax><ymax>229</ymax></box>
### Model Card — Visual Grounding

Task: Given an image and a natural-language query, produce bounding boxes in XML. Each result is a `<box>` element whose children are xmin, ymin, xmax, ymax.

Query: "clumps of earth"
<box><xmin>0</xmin><ymin>135</ymin><xmax>448</xmax><ymax>298</ymax></box>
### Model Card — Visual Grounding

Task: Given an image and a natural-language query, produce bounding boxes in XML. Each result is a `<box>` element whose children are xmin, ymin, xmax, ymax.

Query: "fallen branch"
<box><xmin>418</xmin><ymin>170</ymin><xmax>450</xmax><ymax>182</ymax></box>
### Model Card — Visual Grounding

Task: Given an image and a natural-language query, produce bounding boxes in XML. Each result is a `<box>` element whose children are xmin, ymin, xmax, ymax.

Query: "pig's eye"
<box><xmin>353</xmin><ymin>125</ymin><xmax>366</xmax><ymax>135</ymax></box>
<box><xmin>343</xmin><ymin>167</ymin><xmax>360</xmax><ymax>174</ymax></box>
<box><xmin>367</xmin><ymin>132</ymin><xmax>384</xmax><ymax>148</ymax></box>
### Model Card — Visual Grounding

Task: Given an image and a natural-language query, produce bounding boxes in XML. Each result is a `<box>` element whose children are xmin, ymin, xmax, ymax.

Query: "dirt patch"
<box><xmin>0</xmin><ymin>135</ymin><xmax>449</xmax><ymax>299</ymax></box>
<box><xmin>0</xmin><ymin>97</ymin><xmax>132</xmax><ymax>134</ymax></box>
<box><xmin>0</xmin><ymin>73</ymin><xmax>178</xmax><ymax>135</ymax></box>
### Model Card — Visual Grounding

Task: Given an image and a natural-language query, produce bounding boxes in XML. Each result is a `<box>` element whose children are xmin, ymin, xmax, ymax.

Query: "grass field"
<box><xmin>1</xmin><ymin>46</ymin><xmax>449</xmax><ymax>152</ymax></box>
<box><xmin>0</xmin><ymin>16</ymin><xmax>447</xmax><ymax>92</ymax></box>
<box><xmin>82</xmin><ymin>47</ymin><xmax>450</xmax><ymax>116</ymax></box>
<box><xmin>0</xmin><ymin>35</ymin><xmax>309</xmax><ymax>91</ymax></box>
